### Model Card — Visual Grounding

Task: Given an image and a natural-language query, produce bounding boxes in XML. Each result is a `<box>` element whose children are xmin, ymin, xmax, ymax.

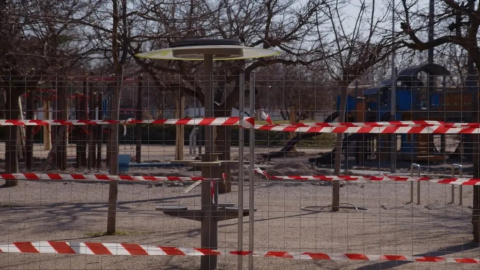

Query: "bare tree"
<box><xmin>127</xmin><ymin>0</ymin><xmax>333</xmax><ymax>191</ymax></box>
<box><xmin>0</xmin><ymin>0</ymin><xmax>98</xmax><ymax>186</ymax></box>
<box><xmin>398</xmin><ymin>0</ymin><xmax>480</xmax><ymax>245</ymax></box>
<box><xmin>313</xmin><ymin>0</ymin><xmax>394</xmax><ymax>211</ymax></box>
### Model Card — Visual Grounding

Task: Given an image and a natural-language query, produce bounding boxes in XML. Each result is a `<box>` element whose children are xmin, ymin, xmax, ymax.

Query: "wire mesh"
<box><xmin>0</xmin><ymin>74</ymin><xmax>479</xmax><ymax>269</ymax></box>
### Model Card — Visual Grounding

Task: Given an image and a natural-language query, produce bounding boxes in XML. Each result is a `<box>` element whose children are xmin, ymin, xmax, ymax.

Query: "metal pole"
<box><xmin>248</xmin><ymin>73</ymin><xmax>256</xmax><ymax>270</ymax></box>
<box><xmin>390</xmin><ymin>0</ymin><xmax>397</xmax><ymax>173</ymax></box>
<box><xmin>204</xmin><ymin>54</ymin><xmax>214</xmax><ymax>154</ymax></box>
<box><xmin>237</xmin><ymin>74</ymin><xmax>245</xmax><ymax>270</ymax></box>
<box><xmin>201</xmin><ymin>53</ymin><xmax>217</xmax><ymax>270</ymax></box>
<box><xmin>452</xmin><ymin>164</ymin><xmax>463</xmax><ymax>205</ymax></box>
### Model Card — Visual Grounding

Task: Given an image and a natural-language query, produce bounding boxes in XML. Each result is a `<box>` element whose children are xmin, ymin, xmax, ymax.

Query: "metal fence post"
<box><xmin>410</xmin><ymin>163</ymin><xmax>421</xmax><ymax>204</ymax></box>
<box><xmin>452</xmin><ymin>164</ymin><xmax>463</xmax><ymax>205</ymax></box>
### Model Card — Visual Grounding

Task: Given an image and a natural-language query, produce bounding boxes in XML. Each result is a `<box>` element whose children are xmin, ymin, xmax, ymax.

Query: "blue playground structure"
<box><xmin>311</xmin><ymin>63</ymin><xmax>477</xmax><ymax>166</ymax></box>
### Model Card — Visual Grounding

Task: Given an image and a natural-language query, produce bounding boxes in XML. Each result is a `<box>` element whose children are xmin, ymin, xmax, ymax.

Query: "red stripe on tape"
<box><xmin>307</xmin><ymin>127</ymin><xmax>323</xmax><ymax>133</ymax></box>
<box><xmin>433</xmin><ymin>126</ymin><xmax>450</xmax><ymax>134</ymax></box>
<box><xmin>0</xmin><ymin>174</ymin><xmax>16</xmax><ymax>180</ymax></box>
<box><xmin>176</xmin><ymin>118</ymin><xmax>191</xmax><ymax>125</ymax></box>
<box><xmin>23</xmin><ymin>173</ymin><xmax>40</xmax><ymax>180</ymax></box>
<box><xmin>332</xmin><ymin>127</ymin><xmax>348</xmax><ymax>133</ymax></box>
<box><xmin>71</xmin><ymin>174</ymin><xmax>86</xmax><ymax>180</ymax></box>
<box><xmin>230</xmin><ymin>250</ymin><xmax>252</xmax><ymax>256</ymax></box>
<box><xmin>265</xmin><ymin>251</ymin><xmax>294</xmax><ymax>258</ymax></box>
<box><xmin>382</xmin><ymin>255</ymin><xmax>408</xmax><ymax>261</ymax></box>
<box><xmin>95</xmin><ymin>175</ymin><xmax>111</xmax><ymax>181</ymax></box>
<box><xmin>198</xmin><ymin>118</ymin><xmax>214</xmax><ymax>126</ymax></box>
<box><xmin>303</xmin><ymin>252</ymin><xmax>331</xmax><ymax>260</ymax></box>
<box><xmin>14</xmin><ymin>242</ymin><xmax>38</xmax><ymax>253</ymax></box>
<box><xmin>382</xmin><ymin>126</ymin><xmax>397</xmax><ymax>133</ymax></box>
<box><xmin>460</xmin><ymin>128</ymin><xmax>476</xmax><ymax>134</ymax></box>
<box><xmin>462</xmin><ymin>180</ymin><xmax>479</xmax><ymax>185</ymax></box>
<box><xmin>245</xmin><ymin>117</ymin><xmax>255</xmax><ymax>126</ymax></box>
<box><xmin>6</xmin><ymin>120</ymin><xmax>24</xmax><ymax>125</ymax></box>
<box><xmin>151</xmin><ymin>119</ymin><xmax>167</xmax><ymax>125</ymax></box>
<box><xmin>85</xmin><ymin>242</ymin><xmax>112</xmax><ymax>255</ymax></box>
<box><xmin>408</xmin><ymin>126</ymin><xmax>425</xmax><ymax>134</ymax></box>
<box><xmin>195</xmin><ymin>248</ymin><xmax>221</xmax><ymax>256</ymax></box>
<box><xmin>455</xmin><ymin>258</ymin><xmax>479</xmax><ymax>263</ymax></box>
<box><xmin>415</xmin><ymin>256</ymin><xmax>445</xmax><ymax>262</ymax></box>
<box><xmin>160</xmin><ymin>247</ymin><xmax>186</xmax><ymax>256</ymax></box>
<box><xmin>121</xmin><ymin>243</ymin><xmax>148</xmax><ymax>255</ymax></box>
<box><xmin>47</xmin><ymin>174</ymin><xmax>63</xmax><ymax>180</ymax></box>
<box><xmin>358</xmin><ymin>127</ymin><xmax>374</xmax><ymax>133</ymax></box>
<box><xmin>49</xmin><ymin>241</ymin><xmax>76</xmax><ymax>254</ymax></box>
<box><xmin>346</xmin><ymin>253</ymin><xmax>369</xmax><ymax>260</ymax></box>
<box><xmin>222</xmin><ymin>117</ymin><xmax>239</xmax><ymax>126</ymax></box>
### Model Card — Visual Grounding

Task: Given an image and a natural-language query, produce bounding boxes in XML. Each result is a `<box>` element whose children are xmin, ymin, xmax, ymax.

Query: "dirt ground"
<box><xmin>0</xmin><ymin>144</ymin><xmax>479</xmax><ymax>269</ymax></box>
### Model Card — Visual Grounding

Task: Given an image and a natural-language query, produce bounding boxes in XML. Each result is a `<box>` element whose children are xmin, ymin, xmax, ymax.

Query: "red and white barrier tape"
<box><xmin>255</xmin><ymin>124</ymin><xmax>480</xmax><ymax>134</ymax></box>
<box><xmin>0</xmin><ymin>241</ymin><xmax>478</xmax><ymax>264</ymax></box>
<box><xmin>0</xmin><ymin>117</ymin><xmax>254</xmax><ymax>128</ymax></box>
<box><xmin>7</xmin><ymin>118</ymin><xmax>480</xmax><ymax>133</ymax></box>
<box><xmin>0</xmin><ymin>173</ymin><xmax>213</xmax><ymax>182</ymax></box>
<box><xmin>262</xmin><ymin>120</ymin><xmax>445</xmax><ymax>128</ymax></box>
<box><xmin>2</xmin><ymin>171</ymin><xmax>478</xmax><ymax>186</ymax></box>
<box><xmin>254</xmin><ymin>168</ymin><xmax>480</xmax><ymax>186</ymax></box>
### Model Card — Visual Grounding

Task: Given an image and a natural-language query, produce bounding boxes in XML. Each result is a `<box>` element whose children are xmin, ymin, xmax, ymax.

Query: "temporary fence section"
<box><xmin>0</xmin><ymin>74</ymin><xmax>479</xmax><ymax>269</ymax></box>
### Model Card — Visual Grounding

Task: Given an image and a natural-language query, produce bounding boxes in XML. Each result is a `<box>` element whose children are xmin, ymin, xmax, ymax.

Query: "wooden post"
<box><xmin>135</xmin><ymin>78</ymin><xmax>143</xmax><ymax>163</ymax></box>
<box><xmin>43</xmin><ymin>100</ymin><xmax>51</xmax><ymax>151</ymax></box>
<box><xmin>96</xmin><ymin>92</ymin><xmax>103</xmax><ymax>169</ymax></box>
<box><xmin>88</xmin><ymin>87</ymin><xmax>96</xmax><ymax>169</ymax></box>
<box><xmin>289</xmin><ymin>105</ymin><xmax>296</xmax><ymax>152</ymax></box>
<box><xmin>25</xmin><ymin>88</ymin><xmax>34</xmax><ymax>171</ymax></box>
<box><xmin>175</xmin><ymin>91</ymin><xmax>185</xmax><ymax>160</ymax></box>
<box><xmin>75</xmin><ymin>91</ymin><xmax>86</xmax><ymax>168</ymax></box>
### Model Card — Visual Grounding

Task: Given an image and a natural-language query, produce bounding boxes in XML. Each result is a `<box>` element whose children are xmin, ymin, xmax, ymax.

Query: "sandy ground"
<box><xmin>0</xmin><ymin>144</ymin><xmax>479</xmax><ymax>269</ymax></box>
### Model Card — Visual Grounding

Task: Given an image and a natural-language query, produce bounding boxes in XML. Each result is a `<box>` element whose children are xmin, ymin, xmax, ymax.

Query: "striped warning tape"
<box><xmin>0</xmin><ymin>117</ymin><xmax>254</xmax><ymax>128</ymax></box>
<box><xmin>254</xmin><ymin>124</ymin><xmax>480</xmax><ymax>134</ymax></box>
<box><xmin>0</xmin><ymin>173</ymin><xmax>214</xmax><ymax>182</ymax></box>
<box><xmin>2</xmin><ymin>171</ymin><xmax>479</xmax><ymax>185</ymax></box>
<box><xmin>0</xmin><ymin>241</ymin><xmax>478</xmax><ymax>263</ymax></box>
<box><xmin>254</xmin><ymin>168</ymin><xmax>480</xmax><ymax>186</ymax></box>
<box><xmin>256</xmin><ymin>120</ymin><xmax>480</xmax><ymax>128</ymax></box>
<box><xmin>5</xmin><ymin>118</ymin><xmax>480</xmax><ymax>133</ymax></box>
<box><xmin>259</xmin><ymin>120</ymin><xmax>445</xmax><ymax>128</ymax></box>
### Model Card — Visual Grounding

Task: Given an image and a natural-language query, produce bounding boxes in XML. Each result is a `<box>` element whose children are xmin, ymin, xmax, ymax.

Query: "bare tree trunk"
<box><xmin>55</xmin><ymin>80</ymin><xmax>67</xmax><ymax>170</ymax></box>
<box><xmin>4</xmin><ymin>82</ymin><xmax>21</xmax><ymax>186</ymax></box>
<box><xmin>106</xmin><ymin>78</ymin><xmax>121</xmax><ymax>235</ymax></box>
<box><xmin>332</xmin><ymin>84</ymin><xmax>348</xmax><ymax>211</ymax></box>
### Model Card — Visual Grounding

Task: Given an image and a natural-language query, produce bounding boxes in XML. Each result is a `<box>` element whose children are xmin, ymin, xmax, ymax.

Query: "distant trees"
<box><xmin>0</xmin><ymin>0</ymin><xmax>97</xmax><ymax>186</ymax></box>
